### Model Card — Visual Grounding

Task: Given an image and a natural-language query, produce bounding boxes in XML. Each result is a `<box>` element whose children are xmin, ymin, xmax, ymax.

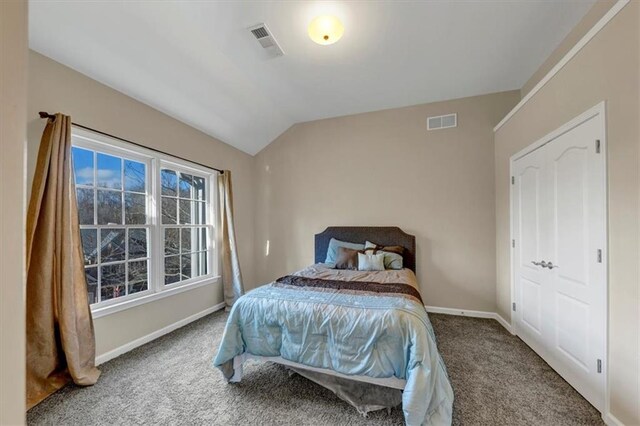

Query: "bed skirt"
<box><xmin>231</xmin><ymin>353</ymin><xmax>404</xmax><ymax>416</ymax></box>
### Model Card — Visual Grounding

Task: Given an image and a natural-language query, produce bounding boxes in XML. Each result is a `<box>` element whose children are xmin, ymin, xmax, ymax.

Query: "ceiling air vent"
<box><xmin>248</xmin><ymin>23</ymin><xmax>284</xmax><ymax>57</ymax></box>
<box><xmin>427</xmin><ymin>113</ymin><xmax>457</xmax><ymax>131</ymax></box>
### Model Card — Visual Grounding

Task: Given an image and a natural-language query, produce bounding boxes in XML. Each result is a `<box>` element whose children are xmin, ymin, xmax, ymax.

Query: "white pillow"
<box><xmin>357</xmin><ymin>253</ymin><xmax>385</xmax><ymax>271</ymax></box>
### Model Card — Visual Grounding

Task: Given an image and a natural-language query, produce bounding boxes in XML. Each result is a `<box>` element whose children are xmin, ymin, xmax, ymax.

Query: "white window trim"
<box><xmin>72</xmin><ymin>126</ymin><xmax>220</xmax><ymax>319</ymax></box>
<box><xmin>91</xmin><ymin>276</ymin><xmax>220</xmax><ymax>319</ymax></box>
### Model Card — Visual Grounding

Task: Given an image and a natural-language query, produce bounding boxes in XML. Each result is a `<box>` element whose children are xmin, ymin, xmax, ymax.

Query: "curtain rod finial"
<box><xmin>39</xmin><ymin>111</ymin><xmax>54</xmax><ymax>119</ymax></box>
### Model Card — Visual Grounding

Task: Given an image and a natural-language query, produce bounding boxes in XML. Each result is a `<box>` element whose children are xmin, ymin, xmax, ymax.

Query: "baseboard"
<box><xmin>425</xmin><ymin>305</ymin><xmax>515</xmax><ymax>335</ymax></box>
<box><xmin>494</xmin><ymin>313</ymin><xmax>515</xmax><ymax>335</ymax></box>
<box><xmin>95</xmin><ymin>302</ymin><xmax>225</xmax><ymax>365</ymax></box>
<box><xmin>602</xmin><ymin>412</ymin><xmax>625</xmax><ymax>426</ymax></box>
<box><xmin>425</xmin><ymin>305</ymin><xmax>496</xmax><ymax>318</ymax></box>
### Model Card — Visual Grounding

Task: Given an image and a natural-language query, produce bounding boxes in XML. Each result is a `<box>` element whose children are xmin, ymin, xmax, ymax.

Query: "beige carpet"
<box><xmin>27</xmin><ymin>311</ymin><xmax>603</xmax><ymax>425</ymax></box>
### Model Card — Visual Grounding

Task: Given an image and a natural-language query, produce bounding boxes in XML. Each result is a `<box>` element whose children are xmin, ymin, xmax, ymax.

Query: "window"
<box><xmin>160</xmin><ymin>168</ymin><xmax>210</xmax><ymax>285</ymax></box>
<box><xmin>71</xmin><ymin>128</ymin><xmax>218</xmax><ymax>315</ymax></box>
<box><xmin>73</xmin><ymin>147</ymin><xmax>151</xmax><ymax>305</ymax></box>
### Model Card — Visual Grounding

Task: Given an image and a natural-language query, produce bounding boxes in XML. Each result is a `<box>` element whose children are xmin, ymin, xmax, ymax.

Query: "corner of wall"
<box><xmin>0</xmin><ymin>0</ymin><xmax>28</xmax><ymax>424</ymax></box>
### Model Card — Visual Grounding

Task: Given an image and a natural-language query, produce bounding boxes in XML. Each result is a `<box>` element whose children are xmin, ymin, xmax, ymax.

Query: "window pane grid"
<box><xmin>162</xmin><ymin>224</ymin><xmax>211</xmax><ymax>285</ymax></box>
<box><xmin>163</xmin><ymin>249</ymin><xmax>209</xmax><ymax>258</ymax></box>
<box><xmin>79</xmin><ymin>224</ymin><xmax>153</xmax><ymax>229</ymax></box>
<box><xmin>76</xmin><ymin>183</ymin><xmax>145</xmax><ymax>195</ymax></box>
<box><xmin>159</xmin><ymin>224</ymin><xmax>215</xmax><ymax>230</ymax></box>
<box><xmin>76</xmin><ymin>188</ymin><xmax>148</xmax><ymax>226</ymax></box>
<box><xmin>161</xmin><ymin>167</ymin><xmax>210</xmax><ymax>285</ymax></box>
<box><xmin>73</xmin><ymin>145</ymin><xmax>151</xmax><ymax>305</ymax></box>
<box><xmin>84</xmin><ymin>226</ymin><xmax>150</xmax><ymax>304</ymax></box>
<box><xmin>90</xmin><ymin>258</ymin><xmax>151</xmax><ymax>268</ymax></box>
<box><xmin>161</xmin><ymin>168</ymin><xmax>207</xmax><ymax>225</ymax></box>
<box><xmin>73</xmin><ymin>140</ymin><xmax>215</xmax><ymax>308</ymax></box>
<box><xmin>163</xmin><ymin>251</ymin><xmax>210</xmax><ymax>285</ymax></box>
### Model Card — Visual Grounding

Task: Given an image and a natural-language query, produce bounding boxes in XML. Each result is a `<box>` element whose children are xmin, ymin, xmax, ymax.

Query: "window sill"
<box><xmin>91</xmin><ymin>276</ymin><xmax>221</xmax><ymax>319</ymax></box>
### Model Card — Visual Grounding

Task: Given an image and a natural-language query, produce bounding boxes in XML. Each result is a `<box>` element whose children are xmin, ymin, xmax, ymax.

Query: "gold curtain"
<box><xmin>26</xmin><ymin>114</ymin><xmax>100</xmax><ymax>408</ymax></box>
<box><xmin>218</xmin><ymin>170</ymin><xmax>244</xmax><ymax>309</ymax></box>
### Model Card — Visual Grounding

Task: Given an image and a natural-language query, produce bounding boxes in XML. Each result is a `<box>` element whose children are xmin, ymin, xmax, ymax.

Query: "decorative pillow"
<box><xmin>334</xmin><ymin>247</ymin><xmax>361</xmax><ymax>270</ymax></box>
<box><xmin>325</xmin><ymin>238</ymin><xmax>365</xmax><ymax>264</ymax></box>
<box><xmin>357</xmin><ymin>252</ymin><xmax>385</xmax><ymax>271</ymax></box>
<box><xmin>364</xmin><ymin>241</ymin><xmax>404</xmax><ymax>270</ymax></box>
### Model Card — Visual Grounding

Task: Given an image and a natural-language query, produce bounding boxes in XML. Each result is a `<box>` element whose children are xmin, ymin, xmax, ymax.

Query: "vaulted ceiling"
<box><xmin>30</xmin><ymin>1</ymin><xmax>595</xmax><ymax>155</ymax></box>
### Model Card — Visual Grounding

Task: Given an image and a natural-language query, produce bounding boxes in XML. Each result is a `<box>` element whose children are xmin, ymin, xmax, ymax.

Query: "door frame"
<box><xmin>508</xmin><ymin>101</ymin><xmax>608</xmax><ymax>413</ymax></box>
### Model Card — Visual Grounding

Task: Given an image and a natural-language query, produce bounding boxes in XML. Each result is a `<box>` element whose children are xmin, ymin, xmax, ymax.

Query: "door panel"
<box><xmin>555</xmin><ymin>291</ymin><xmax>589</xmax><ymax>369</ymax></box>
<box><xmin>521</xmin><ymin>278</ymin><xmax>542</xmax><ymax>334</ymax></box>
<box><xmin>513</xmin><ymin>147</ymin><xmax>549</xmax><ymax>350</ymax></box>
<box><xmin>545</xmin><ymin>114</ymin><xmax>605</xmax><ymax>410</ymax></box>
<box><xmin>519</xmin><ymin>167</ymin><xmax>541</xmax><ymax>270</ymax></box>
<box><xmin>554</xmin><ymin>147</ymin><xmax>588</xmax><ymax>285</ymax></box>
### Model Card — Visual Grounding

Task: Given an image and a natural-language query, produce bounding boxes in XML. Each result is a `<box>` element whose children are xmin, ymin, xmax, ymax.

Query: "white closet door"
<box><xmin>513</xmin><ymin>147</ymin><xmax>551</xmax><ymax>354</ymax></box>
<box><xmin>512</xmin><ymin>110</ymin><xmax>606</xmax><ymax>412</ymax></box>
<box><xmin>544</xmin><ymin>114</ymin><xmax>606</xmax><ymax>411</ymax></box>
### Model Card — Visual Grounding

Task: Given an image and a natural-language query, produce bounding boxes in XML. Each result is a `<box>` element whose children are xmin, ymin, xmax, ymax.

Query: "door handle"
<box><xmin>531</xmin><ymin>260</ymin><xmax>558</xmax><ymax>269</ymax></box>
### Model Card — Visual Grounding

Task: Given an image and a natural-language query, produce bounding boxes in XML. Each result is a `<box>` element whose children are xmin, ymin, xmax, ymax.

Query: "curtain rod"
<box><xmin>38</xmin><ymin>112</ymin><xmax>223</xmax><ymax>174</ymax></box>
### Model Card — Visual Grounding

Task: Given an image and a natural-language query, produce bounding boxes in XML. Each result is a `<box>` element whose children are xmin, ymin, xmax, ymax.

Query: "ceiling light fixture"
<box><xmin>308</xmin><ymin>15</ymin><xmax>344</xmax><ymax>45</ymax></box>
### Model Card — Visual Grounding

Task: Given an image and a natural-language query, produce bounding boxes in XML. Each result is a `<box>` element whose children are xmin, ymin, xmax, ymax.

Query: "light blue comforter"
<box><xmin>213</xmin><ymin>265</ymin><xmax>453</xmax><ymax>425</ymax></box>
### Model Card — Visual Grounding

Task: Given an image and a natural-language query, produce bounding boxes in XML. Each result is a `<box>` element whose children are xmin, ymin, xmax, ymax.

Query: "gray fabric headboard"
<box><xmin>314</xmin><ymin>226</ymin><xmax>416</xmax><ymax>272</ymax></box>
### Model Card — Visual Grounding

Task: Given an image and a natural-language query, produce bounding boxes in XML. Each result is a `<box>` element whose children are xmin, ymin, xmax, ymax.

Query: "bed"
<box><xmin>213</xmin><ymin>227</ymin><xmax>453</xmax><ymax>425</ymax></box>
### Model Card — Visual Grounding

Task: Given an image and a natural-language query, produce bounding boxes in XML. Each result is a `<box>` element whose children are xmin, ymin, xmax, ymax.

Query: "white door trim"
<box><xmin>509</xmin><ymin>102</ymin><xmax>606</xmax><ymax>162</ymax></box>
<box><xmin>509</xmin><ymin>101</ymin><xmax>608</xmax><ymax>415</ymax></box>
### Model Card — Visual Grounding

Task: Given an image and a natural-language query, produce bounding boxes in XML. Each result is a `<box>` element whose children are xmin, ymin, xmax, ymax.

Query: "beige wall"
<box><xmin>253</xmin><ymin>91</ymin><xmax>520</xmax><ymax>312</ymax></box>
<box><xmin>520</xmin><ymin>0</ymin><xmax>616</xmax><ymax>98</ymax></box>
<box><xmin>27</xmin><ymin>51</ymin><xmax>256</xmax><ymax>357</ymax></box>
<box><xmin>0</xmin><ymin>0</ymin><xmax>27</xmax><ymax>424</ymax></box>
<box><xmin>494</xmin><ymin>2</ymin><xmax>639</xmax><ymax>423</ymax></box>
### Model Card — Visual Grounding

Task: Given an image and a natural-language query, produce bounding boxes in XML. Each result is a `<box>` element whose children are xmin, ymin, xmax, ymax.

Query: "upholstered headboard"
<box><xmin>314</xmin><ymin>226</ymin><xmax>416</xmax><ymax>272</ymax></box>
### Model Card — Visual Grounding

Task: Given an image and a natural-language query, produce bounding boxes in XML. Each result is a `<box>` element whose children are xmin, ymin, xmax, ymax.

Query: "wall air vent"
<box><xmin>248</xmin><ymin>23</ymin><xmax>284</xmax><ymax>57</ymax></box>
<box><xmin>251</xmin><ymin>27</ymin><xmax>269</xmax><ymax>39</ymax></box>
<box><xmin>427</xmin><ymin>113</ymin><xmax>457</xmax><ymax>131</ymax></box>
